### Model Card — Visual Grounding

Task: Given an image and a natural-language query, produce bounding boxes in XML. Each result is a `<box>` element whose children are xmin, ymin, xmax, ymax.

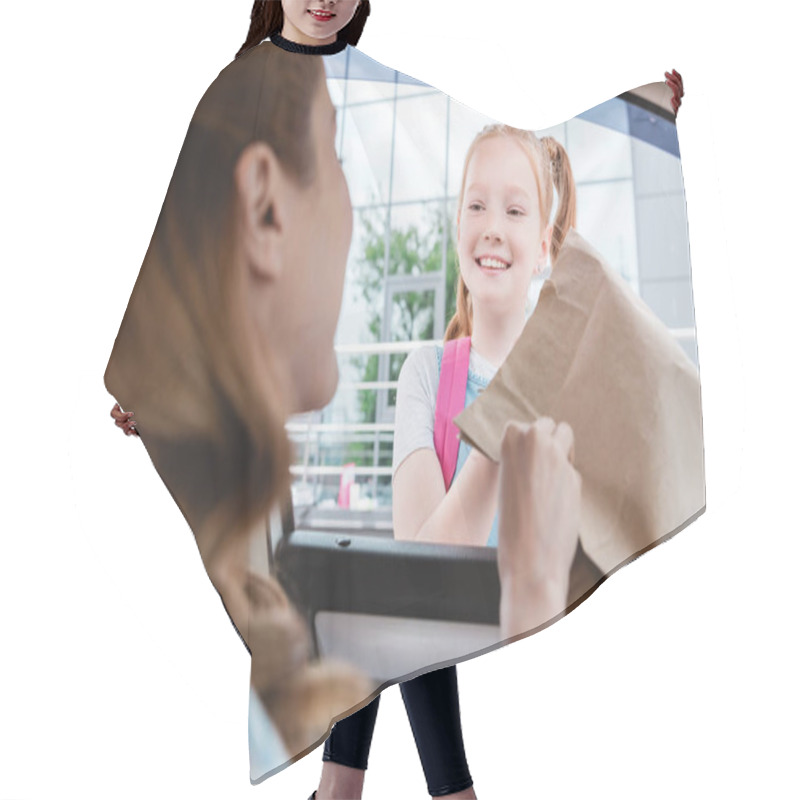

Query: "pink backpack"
<box><xmin>433</xmin><ymin>336</ymin><xmax>471</xmax><ymax>491</ymax></box>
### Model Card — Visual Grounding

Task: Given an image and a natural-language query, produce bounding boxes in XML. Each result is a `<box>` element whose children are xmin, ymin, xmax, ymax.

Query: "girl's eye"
<box><xmin>468</xmin><ymin>202</ymin><xmax>483</xmax><ymax>211</ymax></box>
<box><xmin>508</xmin><ymin>208</ymin><xmax>524</xmax><ymax>216</ymax></box>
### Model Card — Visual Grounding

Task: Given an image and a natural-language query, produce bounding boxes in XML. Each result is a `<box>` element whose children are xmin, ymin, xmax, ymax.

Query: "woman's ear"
<box><xmin>235</xmin><ymin>141</ymin><xmax>286</xmax><ymax>282</ymax></box>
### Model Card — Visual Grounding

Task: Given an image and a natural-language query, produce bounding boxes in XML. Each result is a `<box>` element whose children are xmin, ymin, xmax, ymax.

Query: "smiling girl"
<box><xmin>392</xmin><ymin>124</ymin><xmax>595</xmax><ymax>644</ymax></box>
<box><xmin>392</xmin><ymin>125</ymin><xmax>578</xmax><ymax>550</ymax></box>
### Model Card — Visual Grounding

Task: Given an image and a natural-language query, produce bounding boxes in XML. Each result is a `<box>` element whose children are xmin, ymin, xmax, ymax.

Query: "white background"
<box><xmin>1</xmin><ymin>1</ymin><xmax>797</xmax><ymax>798</ymax></box>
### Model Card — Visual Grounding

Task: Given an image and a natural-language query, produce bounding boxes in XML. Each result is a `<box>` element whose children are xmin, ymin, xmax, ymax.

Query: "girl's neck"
<box><xmin>469</xmin><ymin>306</ymin><xmax>527</xmax><ymax>369</ymax></box>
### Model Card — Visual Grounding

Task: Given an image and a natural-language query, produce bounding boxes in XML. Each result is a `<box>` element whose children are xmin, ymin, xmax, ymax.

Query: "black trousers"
<box><xmin>322</xmin><ymin>664</ymin><xmax>473</xmax><ymax>797</ymax></box>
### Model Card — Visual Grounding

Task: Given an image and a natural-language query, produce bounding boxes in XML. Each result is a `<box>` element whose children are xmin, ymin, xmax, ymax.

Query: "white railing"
<box><xmin>333</xmin><ymin>340</ymin><xmax>431</xmax><ymax>355</ymax></box>
<box><xmin>289</xmin><ymin>465</ymin><xmax>393</xmax><ymax>477</ymax></box>
<box><xmin>286</xmin><ymin>422</ymin><xmax>395</xmax><ymax>434</ymax></box>
<box><xmin>290</xmin><ymin>329</ymin><xmax>697</xmax><ymax>482</ymax></box>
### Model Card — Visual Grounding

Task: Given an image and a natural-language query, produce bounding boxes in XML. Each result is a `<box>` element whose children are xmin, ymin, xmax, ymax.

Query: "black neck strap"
<box><xmin>270</xmin><ymin>32</ymin><xmax>348</xmax><ymax>55</ymax></box>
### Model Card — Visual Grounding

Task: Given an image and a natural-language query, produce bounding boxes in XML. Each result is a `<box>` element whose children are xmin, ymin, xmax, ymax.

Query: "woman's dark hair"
<box><xmin>236</xmin><ymin>0</ymin><xmax>371</xmax><ymax>59</ymax></box>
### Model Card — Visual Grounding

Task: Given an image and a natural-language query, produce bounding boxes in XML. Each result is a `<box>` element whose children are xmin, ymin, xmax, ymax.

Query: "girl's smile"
<box><xmin>476</xmin><ymin>255</ymin><xmax>511</xmax><ymax>273</ymax></box>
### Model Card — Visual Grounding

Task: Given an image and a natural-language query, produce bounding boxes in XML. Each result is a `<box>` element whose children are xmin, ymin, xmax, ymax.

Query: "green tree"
<box><xmin>343</xmin><ymin>205</ymin><xmax>459</xmax><ymax>469</ymax></box>
<box><xmin>351</xmin><ymin>206</ymin><xmax>459</xmax><ymax>423</ymax></box>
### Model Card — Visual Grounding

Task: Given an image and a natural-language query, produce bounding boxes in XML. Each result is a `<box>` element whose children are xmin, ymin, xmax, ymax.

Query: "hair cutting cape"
<box><xmin>105</xmin><ymin>39</ymin><xmax>703</xmax><ymax>783</ymax></box>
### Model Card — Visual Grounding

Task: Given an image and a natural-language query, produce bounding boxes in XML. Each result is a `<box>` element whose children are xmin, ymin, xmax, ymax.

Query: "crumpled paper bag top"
<box><xmin>456</xmin><ymin>228</ymin><xmax>705</xmax><ymax>575</ymax></box>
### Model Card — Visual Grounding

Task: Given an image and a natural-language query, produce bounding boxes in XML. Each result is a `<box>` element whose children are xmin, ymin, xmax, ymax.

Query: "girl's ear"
<box><xmin>235</xmin><ymin>141</ymin><xmax>286</xmax><ymax>282</ymax></box>
<box><xmin>537</xmin><ymin>223</ymin><xmax>553</xmax><ymax>272</ymax></box>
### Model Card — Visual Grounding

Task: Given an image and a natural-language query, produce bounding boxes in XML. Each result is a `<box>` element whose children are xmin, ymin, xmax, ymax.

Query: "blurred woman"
<box><xmin>105</xmin><ymin>42</ymin><xmax>372</xmax><ymax>763</ymax></box>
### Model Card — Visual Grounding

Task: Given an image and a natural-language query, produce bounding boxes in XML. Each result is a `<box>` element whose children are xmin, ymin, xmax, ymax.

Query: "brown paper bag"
<box><xmin>455</xmin><ymin>229</ymin><xmax>705</xmax><ymax>576</ymax></box>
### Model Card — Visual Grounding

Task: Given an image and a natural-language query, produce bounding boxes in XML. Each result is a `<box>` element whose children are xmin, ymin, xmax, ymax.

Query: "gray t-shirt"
<box><xmin>391</xmin><ymin>343</ymin><xmax>499</xmax><ymax>480</ymax></box>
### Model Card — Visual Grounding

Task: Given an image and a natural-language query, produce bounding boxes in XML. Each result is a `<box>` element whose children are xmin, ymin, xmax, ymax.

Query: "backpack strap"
<box><xmin>433</xmin><ymin>336</ymin><xmax>471</xmax><ymax>491</ymax></box>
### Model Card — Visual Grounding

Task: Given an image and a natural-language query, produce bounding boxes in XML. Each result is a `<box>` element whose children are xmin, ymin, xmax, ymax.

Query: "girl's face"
<box><xmin>281</xmin><ymin>0</ymin><xmax>361</xmax><ymax>45</ymax></box>
<box><xmin>457</xmin><ymin>136</ymin><xmax>550</xmax><ymax>314</ymax></box>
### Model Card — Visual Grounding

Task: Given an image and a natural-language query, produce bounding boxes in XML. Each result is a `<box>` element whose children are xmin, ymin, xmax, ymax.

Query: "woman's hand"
<box><xmin>110</xmin><ymin>402</ymin><xmax>138</xmax><ymax>436</ymax></box>
<box><xmin>497</xmin><ymin>417</ymin><xmax>581</xmax><ymax>639</ymax></box>
<box><xmin>665</xmin><ymin>69</ymin><xmax>684</xmax><ymax>116</ymax></box>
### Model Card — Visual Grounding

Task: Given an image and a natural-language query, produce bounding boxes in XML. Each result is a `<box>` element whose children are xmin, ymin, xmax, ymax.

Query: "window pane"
<box><xmin>342</xmin><ymin>78</ymin><xmax>397</xmax><ymax>106</ymax></box>
<box><xmin>391</xmin><ymin>93</ymin><xmax>448</xmax><ymax>203</ymax></box>
<box><xmin>335</xmin><ymin>205</ymin><xmax>388</xmax><ymax>427</ymax></box>
<box><xmin>337</xmin><ymin>205</ymin><xmax>388</xmax><ymax>347</ymax></box>
<box><xmin>327</xmin><ymin>78</ymin><xmax>346</xmax><ymax>106</ymax></box>
<box><xmin>387</xmin><ymin>201</ymin><xmax>449</xmax><ymax>279</ymax></box>
<box><xmin>566</xmin><ymin>117</ymin><xmax>633</xmax><ymax>183</ymax></box>
<box><xmin>576</xmin><ymin>180</ymin><xmax>638</xmax><ymax>288</ymax></box>
<box><xmin>340</xmin><ymin>102</ymin><xmax>395</xmax><ymax>207</ymax></box>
